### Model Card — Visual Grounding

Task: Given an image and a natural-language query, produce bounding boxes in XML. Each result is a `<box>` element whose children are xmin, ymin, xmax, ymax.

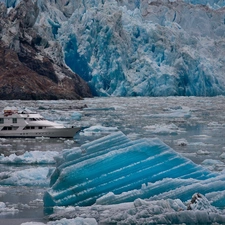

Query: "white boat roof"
<box><xmin>2</xmin><ymin>107</ymin><xmax>42</xmax><ymax>118</ymax></box>
<box><xmin>4</xmin><ymin>106</ymin><xmax>18</xmax><ymax>111</ymax></box>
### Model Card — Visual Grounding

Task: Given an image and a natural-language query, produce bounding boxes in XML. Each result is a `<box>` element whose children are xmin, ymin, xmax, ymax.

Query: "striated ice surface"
<box><xmin>43</xmin><ymin>131</ymin><xmax>225</xmax><ymax>210</ymax></box>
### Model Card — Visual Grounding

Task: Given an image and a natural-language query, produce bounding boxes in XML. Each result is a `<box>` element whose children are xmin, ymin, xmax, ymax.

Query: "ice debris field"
<box><xmin>2</xmin><ymin>131</ymin><xmax>225</xmax><ymax>224</ymax></box>
<box><xmin>26</xmin><ymin>131</ymin><xmax>224</xmax><ymax>224</ymax></box>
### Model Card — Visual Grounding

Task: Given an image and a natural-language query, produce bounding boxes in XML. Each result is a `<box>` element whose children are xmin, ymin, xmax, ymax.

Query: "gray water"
<box><xmin>1</xmin><ymin>96</ymin><xmax>225</xmax><ymax>224</ymax></box>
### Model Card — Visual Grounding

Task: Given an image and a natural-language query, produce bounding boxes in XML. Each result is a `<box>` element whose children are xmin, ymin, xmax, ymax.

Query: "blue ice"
<box><xmin>44</xmin><ymin>131</ymin><xmax>225</xmax><ymax>208</ymax></box>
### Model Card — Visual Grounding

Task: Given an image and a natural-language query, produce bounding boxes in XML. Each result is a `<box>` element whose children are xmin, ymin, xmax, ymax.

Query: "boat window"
<box><xmin>38</xmin><ymin>127</ymin><xmax>43</xmax><ymax>129</ymax></box>
<box><xmin>12</xmin><ymin>118</ymin><xmax>17</xmax><ymax>123</ymax></box>
<box><xmin>31</xmin><ymin>127</ymin><xmax>35</xmax><ymax>129</ymax></box>
<box><xmin>0</xmin><ymin>118</ymin><xmax>4</xmax><ymax>124</ymax></box>
<box><xmin>1</xmin><ymin>126</ymin><xmax>18</xmax><ymax>131</ymax></box>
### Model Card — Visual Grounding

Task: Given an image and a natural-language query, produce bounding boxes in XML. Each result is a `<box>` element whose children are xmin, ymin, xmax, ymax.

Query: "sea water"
<box><xmin>0</xmin><ymin>96</ymin><xmax>225</xmax><ymax>224</ymax></box>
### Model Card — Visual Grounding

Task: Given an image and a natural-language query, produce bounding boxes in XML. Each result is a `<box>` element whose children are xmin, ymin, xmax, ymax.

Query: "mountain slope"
<box><xmin>0</xmin><ymin>0</ymin><xmax>92</xmax><ymax>100</ymax></box>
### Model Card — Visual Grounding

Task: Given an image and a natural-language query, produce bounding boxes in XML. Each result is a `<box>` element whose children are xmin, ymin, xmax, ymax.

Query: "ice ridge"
<box><xmin>43</xmin><ymin>131</ymin><xmax>225</xmax><ymax>209</ymax></box>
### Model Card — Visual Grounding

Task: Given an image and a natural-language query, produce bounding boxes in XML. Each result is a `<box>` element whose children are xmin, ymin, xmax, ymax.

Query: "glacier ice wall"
<box><xmin>43</xmin><ymin>131</ymin><xmax>225</xmax><ymax>209</ymax></box>
<box><xmin>183</xmin><ymin>0</ymin><xmax>225</xmax><ymax>8</ymax></box>
<box><xmin>50</xmin><ymin>0</ymin><xmax>225</xmax><ymax>96</ymax></box>
<box><xmin>2</xmin><ymin>0</ymin><xmax>225</xmax><ymax>96</ymax></box>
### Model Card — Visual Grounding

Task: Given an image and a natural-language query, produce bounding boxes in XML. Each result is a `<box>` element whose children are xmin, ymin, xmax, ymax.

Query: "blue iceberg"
<box><xmin>44</xmin><ymin>131</ymin><xmax>225</xmax><ymax>209</ymax></box>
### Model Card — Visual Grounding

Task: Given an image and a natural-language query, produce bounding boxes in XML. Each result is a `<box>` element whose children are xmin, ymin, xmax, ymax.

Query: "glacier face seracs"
<box><xmin>42</xmin><ymin>0</ymin><xmax>225</xmax><ymax>96</ymax></box>
<box><xmin>2</xmin><ymin>0</ymin><xmax>225</xmax><ymax>97</ymax></box>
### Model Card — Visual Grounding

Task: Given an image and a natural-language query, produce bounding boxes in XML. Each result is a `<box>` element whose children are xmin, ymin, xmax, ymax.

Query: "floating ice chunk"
<box><xmin>21</xmin><ymin>217</ymin><xmax>97</xmax><ymax>225</ymax></box>
<box><xmin>145</xmin><ymin>123</ymin><xmax>180</xmax><ymax>135</ymax></box>
<box><xmin>0</xmin><ymin>191</ymin><xmax>5</xmax><ymax>197</ymax></box>
<box><xmin>80</xmin><ymin>125</ymin><xmax>118</xmax><ymax>136</ymax></box>
<box><xmin>220</xmin><ymin>152</ymin><xmax>225</xmax><ymax>159</ymax></box>
<box><xmin>35</xmin><ymin>137</ymin><xmax>50</xmax><ymax>140</ymax></box>
<box><xmin>0</xmin><ymin>151</ymin><xmax>59</xmax><ymax>164</ymax></box>
<box><xmin>0</xmin><ymin>143</ymin><xmax>12</xmax><ymax>148</ymax></box>
<box><xmin>201</xmin><ymin>159</ymin><xmax>225</xmax><ymax>171</ymax></box>
<box><xmin>192</xmin><ymin>135</ymin><xmax>211</xmax><ymax>139</ymax></box>
<box><xmin>146</xmin><ymin>108</ymin><xmax>191</xmax><ymax>119</ymax></box>
<box><xmin>44</xmin><ymin>132</ymin><xmax>222</xmax><ymax>209</ymax></box>
<box><xmin>0</xmin><ymin>202</ymin><xmax>19</xmax><ymax>215</ymax></box>
<box><xmin>190</xmin><ymin>142</ymin><xmax>214</xmax><ymax>147</ymax></box>
<box><xmin>187</xmin><ymin>193</ymin><xmax>218</xmax><ymax>212</ymax></box>
<box><xmin>83</xmin><ymin>107</ymin><xmax>115</xmax><ymax>111</ymax></box>
<box><xmin>0</xmin><ymin>167</ymin><xmax>52</xmax><ymax>186</ymax></box>
<box><xmin>70</xmin><ymin>112</ymin><xmax>82</xmax><ymax>121</ymax></box>
<box><xmin>48</xmin><ymin>194</ymin><xmax>225</xmax><ymax>224</ymax></box>
<box><xmin>64</xmin><ymin>140</ymin><xmax>74</xmax><ymax>145</ymax></box>
<box><xmin>0</xmin><ymin>138</ymin><xmax>7</xmax><ymax>142</ymax></box>
<box><xmin>207</xmin><ymin>122</ymin><xmax>223</xmax><ymax>128</ymax></box>
<box><xmin>196</xmin><ymin>150</ymin><xmax>210</xmax><ymax>155</ymax></box>
<box><xmin>201</xmin><ymin>159</ymin><xmax>224</xmax><ymax>166</ymax></box>
<box><xmin>127</xmin><ymin>132</ymin><xmax>141</xmax><ymax>140</ymax></box>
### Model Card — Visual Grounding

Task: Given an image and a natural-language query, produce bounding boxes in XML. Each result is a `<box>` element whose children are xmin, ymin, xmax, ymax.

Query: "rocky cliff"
<box><xmin>0</xmin><ymin>0</ymin><xmax>92</xmax><ymax>100</ymax></box>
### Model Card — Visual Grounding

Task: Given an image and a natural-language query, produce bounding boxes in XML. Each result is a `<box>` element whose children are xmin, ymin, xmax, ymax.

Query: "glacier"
<box><xmin>56</xmin><ymin>0</ymin><xmax>225</xmax><ymax>96</ymax></box>
<box><xmin>2</xmin><ymin>0</ymin><xmax>225</xmax><ymax>96</ymax></box>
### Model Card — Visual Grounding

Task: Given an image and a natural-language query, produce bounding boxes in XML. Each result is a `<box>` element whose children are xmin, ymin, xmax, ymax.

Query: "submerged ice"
<box><xmin>43</xmin><ymin>131</ymin><xmax>225</xmax><ymax>210</ymax></box>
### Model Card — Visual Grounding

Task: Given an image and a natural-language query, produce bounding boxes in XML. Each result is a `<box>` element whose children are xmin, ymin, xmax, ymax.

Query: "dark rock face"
<box><xmin>0</xmin><ymin>0</ymin><xmax>92</xmax><ymax>100</ymax></box>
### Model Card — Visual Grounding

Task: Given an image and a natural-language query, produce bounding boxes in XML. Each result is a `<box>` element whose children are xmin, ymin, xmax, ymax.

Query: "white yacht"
<box><xmin>0</xmin><ymin>107</ymin><xmax>81</xmax><ymax>138</ymax></box>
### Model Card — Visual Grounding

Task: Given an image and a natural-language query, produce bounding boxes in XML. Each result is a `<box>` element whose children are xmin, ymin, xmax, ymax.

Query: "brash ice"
<box><xmin>44</xmin><ymin>131</ymin><xmax>225</xmax><ymax>208</ymax></box>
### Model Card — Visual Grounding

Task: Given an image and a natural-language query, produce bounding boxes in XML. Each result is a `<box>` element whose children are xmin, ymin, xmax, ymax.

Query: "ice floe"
<box><xmin>21</xmin><ymin>217</ymin><xmax>97</xmax><ymax>225</ymax></box>
<box><xmin>80</xmin><ymin>125</ymin><xmax>118</xmax><ymax>136</ymax></box>
<box><xmin>145</xmin><ymin>123</ymin><xmax>183</xmax><ymax>135</ymax></box>
<box><xmin>46</xmin><ymin>194</ymin><xmax>225</xmax><ymax>225</ymax></box>
<box><xmin>0</xmin><ymin>151</ymin><xmax>59</xmax><ymax>164</ymax></box>
<box><xmin>0</xmin><ymin>202</ymin><xmax>19</xmax><ymax>215</ymax></box>
<box><xmin>0</xmin><ymin>167</ymin><xmax>53</xmax><ymax>186</ymax></box>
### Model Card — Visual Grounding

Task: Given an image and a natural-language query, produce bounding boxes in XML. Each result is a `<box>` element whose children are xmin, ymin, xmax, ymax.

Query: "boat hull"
<box><xmin>0</xmin><ymin>127</ymin><xmax>81</xmax><ymax>138</ymax></box>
